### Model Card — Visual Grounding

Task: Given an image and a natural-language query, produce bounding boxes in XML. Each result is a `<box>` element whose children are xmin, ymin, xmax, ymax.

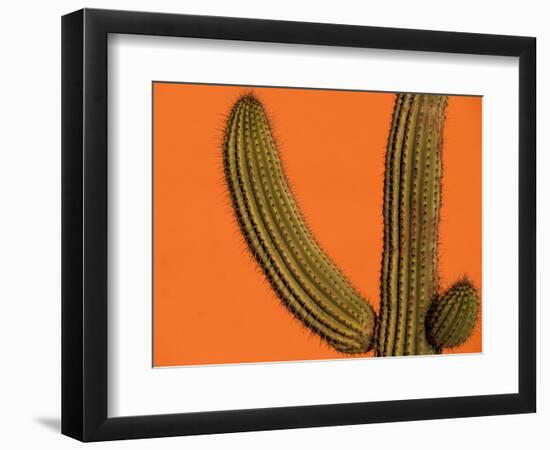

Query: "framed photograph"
<box><xmin>61</xmin><ymin>8</ymin><xmax>536</xmax><ymax>442</ymax></box>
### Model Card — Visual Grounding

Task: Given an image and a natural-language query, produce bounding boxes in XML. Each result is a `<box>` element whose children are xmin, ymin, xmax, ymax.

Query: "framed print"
<box><xmin>61</xmin><ymin>8</ymin><xmax>536</xmax><ymax>441</ymax></box>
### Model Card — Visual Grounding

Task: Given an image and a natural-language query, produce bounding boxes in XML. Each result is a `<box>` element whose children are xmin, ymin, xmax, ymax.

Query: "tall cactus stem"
<box><xmin>376</xmin><ymin>93</ymin><xmax>448</xmax><ymax>356</ymax></box>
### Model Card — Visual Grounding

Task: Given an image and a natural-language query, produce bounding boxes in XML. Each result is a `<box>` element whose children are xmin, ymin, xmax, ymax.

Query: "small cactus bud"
<box><xmin>426</xmin><ymin>279</ymin><xmax>479</xmax><ymax>350</ymax></box>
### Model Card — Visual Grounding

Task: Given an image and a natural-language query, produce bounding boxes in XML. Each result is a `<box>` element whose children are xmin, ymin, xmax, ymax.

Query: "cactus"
<box><xmin>222</xmin><ymin>94</ymin><xmax>377</xmax><ymax>353</ymax></box>
<box><xmin>222</xmin><ymin>92</ymin><xmax>479</xmax><ymax>357</ymax></box>
<box><xmin>375</xmin><ymin>93</ymin><xmax>479</xmax><ymax>356</ymax></box>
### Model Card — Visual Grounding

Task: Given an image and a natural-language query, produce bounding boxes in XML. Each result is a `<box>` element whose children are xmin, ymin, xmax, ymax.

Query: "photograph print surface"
<box><xmin>152</xmin><ymin>83</ymin><xmax>482</xmax><ymax>367</ymax></box>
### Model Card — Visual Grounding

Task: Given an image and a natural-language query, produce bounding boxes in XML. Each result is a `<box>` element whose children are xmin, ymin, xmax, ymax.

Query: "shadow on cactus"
<box><xmin>223</xmin><ymin>92</ymin><xmax>479</xmax><ymax>357</ymax></box>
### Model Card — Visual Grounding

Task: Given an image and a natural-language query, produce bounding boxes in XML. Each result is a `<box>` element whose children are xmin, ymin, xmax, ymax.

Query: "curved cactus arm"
<box><xmin>425</xmin><ymin>278</ymin><xmax>479</xmax><ymax>351</ymax></box>
<box><xmin>223</xmin><ymin>94</ymin><xmax>377</xmax><ymax>354</ymax></box>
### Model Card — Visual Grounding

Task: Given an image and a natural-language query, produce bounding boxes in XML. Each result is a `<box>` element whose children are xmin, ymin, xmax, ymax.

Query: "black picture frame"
<box><xmin>62</xmin><ymin>8</ymin><xmax>536</xmax><ymax>442</ymax></box>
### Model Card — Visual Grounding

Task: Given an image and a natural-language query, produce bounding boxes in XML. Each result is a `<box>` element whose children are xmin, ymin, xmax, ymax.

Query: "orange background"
<box><xmin>153</xmin><ymin>83</ymin><xmax>482</xmax><ymax>367</ymax></box>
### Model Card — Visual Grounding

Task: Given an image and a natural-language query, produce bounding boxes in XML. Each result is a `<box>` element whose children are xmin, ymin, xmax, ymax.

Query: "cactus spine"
<box><xmin>223</xmin><ymin>94</ymin><xmax>377</xmax><ymax>353</ymax></box>
<box><xmin>222</xmin><ymin>92</ymin><xmax>479</xmax><ymax>356</ymax></box>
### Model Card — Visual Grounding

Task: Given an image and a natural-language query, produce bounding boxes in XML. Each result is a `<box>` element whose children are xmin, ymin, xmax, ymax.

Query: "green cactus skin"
<box><xmin>223</xmin><ymin>94</ymin><xmax>377</xmax><ymax>354</ymax></box>
<box><xmin>426</xmin><ymin>279</ymin><xmax>479</xmax><ymax>351</ymax></box>
<box><xmin>375</xmin><ymin>93</ymin><xmax>449</xmax><ymax>356</ymax></box>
